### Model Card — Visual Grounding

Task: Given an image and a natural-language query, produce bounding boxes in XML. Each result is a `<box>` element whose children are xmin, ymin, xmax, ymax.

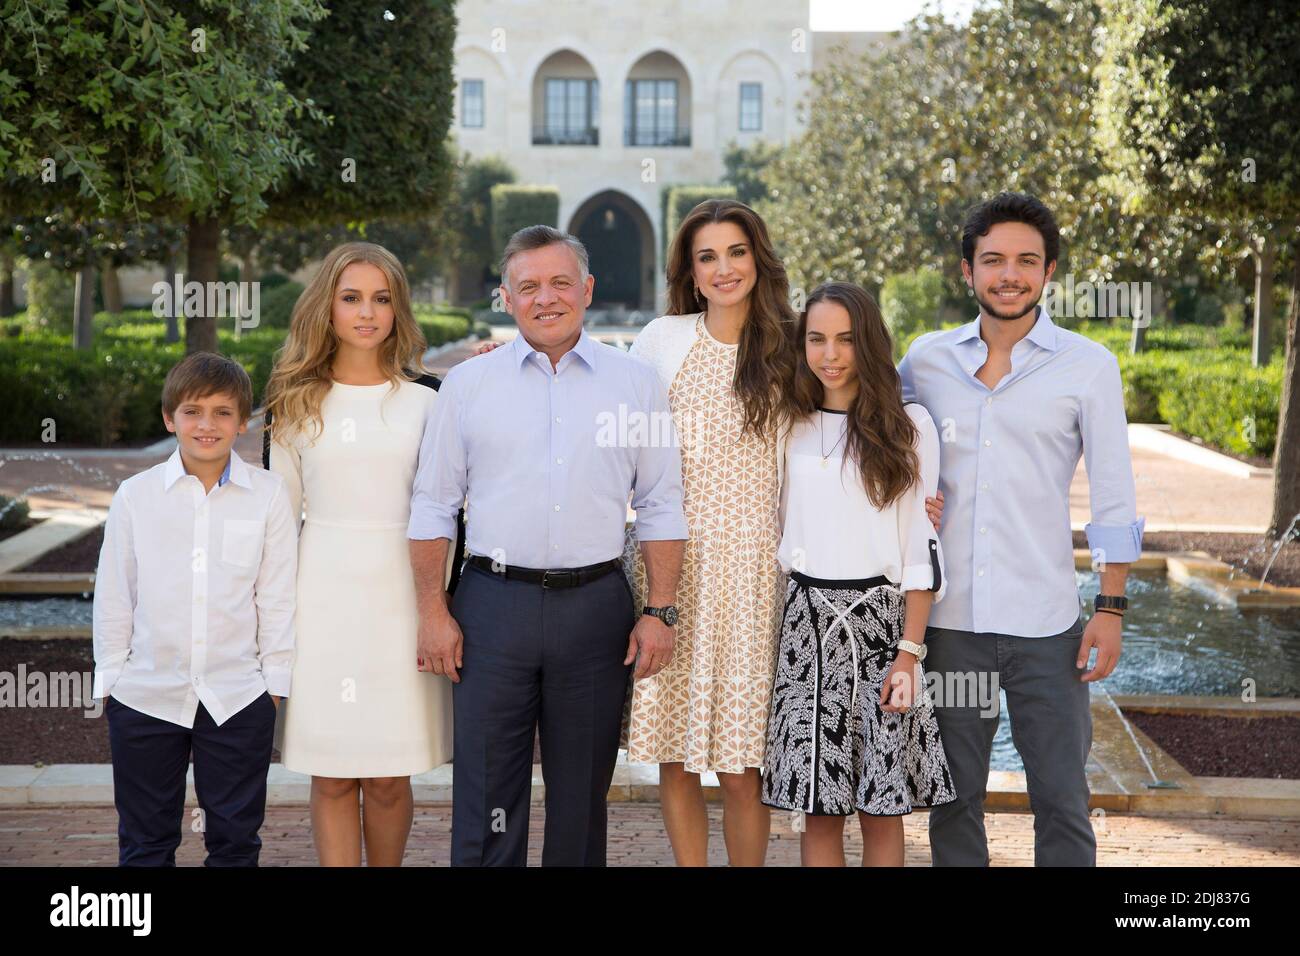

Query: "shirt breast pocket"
<box><xmin>221</xmin><ymin>518</ymin><xmax>263</xmax><ymax>569</ymax></box>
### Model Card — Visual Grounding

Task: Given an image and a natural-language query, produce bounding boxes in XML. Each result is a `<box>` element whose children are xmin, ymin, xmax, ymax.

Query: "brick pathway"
<box><xmin>2</xmin><ymin>804</ymin><xmax>1297</xmax><ymax>866</ymax></box>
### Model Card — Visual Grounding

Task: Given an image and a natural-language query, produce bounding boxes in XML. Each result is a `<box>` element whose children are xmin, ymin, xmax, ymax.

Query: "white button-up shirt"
<box><xmin>92</xmin><ymin>449</ymin><xmax>298</xmax><ymax>727</ymax></box>
<box><xmin>898</xmin><ymin>307</ymin><xmax>1144</xmax><ymax>637</ymax></box>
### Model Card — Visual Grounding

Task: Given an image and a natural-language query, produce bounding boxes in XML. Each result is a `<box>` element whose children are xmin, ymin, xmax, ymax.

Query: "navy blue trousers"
<box><xmin>106</xmin><ymin>692</ymin><xmax>276</xmax><ymax>867</ymax></box>
<box><xmin>450</xmin><ymin>561</ymin><xmax>635</xmax><ymax>867</ymax></box>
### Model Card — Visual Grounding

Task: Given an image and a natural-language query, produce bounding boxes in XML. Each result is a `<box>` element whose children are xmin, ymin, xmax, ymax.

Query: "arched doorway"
<box><xmin>569</xmin><ymin>191</ymin><xmax>655</xmax><ymax>311</ymax></box>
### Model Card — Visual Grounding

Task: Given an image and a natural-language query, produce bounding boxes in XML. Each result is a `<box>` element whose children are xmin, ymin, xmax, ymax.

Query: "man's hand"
<box><xmin>925</xmin><ymin>490</ymin><xmax>945</xmax><ymax>533</ymax></box>
<box><xmin>472</xmin><ymin>340</ymin><xmax>503</xmax><ymax>357</ymax></box>
<box><xmin>418</xmin><ymin>610</ymin><xmax>464</xmax><ymax>683</ymax></box>
<box><xmin>625</xmin><ymin>613</ymin><xmax>674</xmax><ymax>680</ymax></box>
<box><xmin>1078</xmin><ymin>612</ymin><xmax>1122</xmax><ymax>682</ymax></box>
<box><xmin>271</xmin><ymin>695</ymin><xmax>282</xmax><ymax>710</ymax></box>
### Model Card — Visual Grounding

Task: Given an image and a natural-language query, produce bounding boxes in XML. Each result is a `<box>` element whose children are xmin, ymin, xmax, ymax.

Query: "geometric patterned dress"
<box><xmin>624</xmin><ymin>314</ymin><xmax>783</xmax><ymax>774</ymax></box>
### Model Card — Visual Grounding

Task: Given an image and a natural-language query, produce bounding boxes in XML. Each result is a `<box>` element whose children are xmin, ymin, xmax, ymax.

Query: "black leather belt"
<box><xmin>466</xmin><ymin>554</ymin><xmax>621</xmax><ymax>589</ymax></box>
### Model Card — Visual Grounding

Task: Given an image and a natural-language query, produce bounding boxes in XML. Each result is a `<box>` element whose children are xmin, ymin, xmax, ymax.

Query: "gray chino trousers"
<box><xmin>924</xmin><ymin>615</ymin><xmax>1096</xmax><ymax>866</ymax></box>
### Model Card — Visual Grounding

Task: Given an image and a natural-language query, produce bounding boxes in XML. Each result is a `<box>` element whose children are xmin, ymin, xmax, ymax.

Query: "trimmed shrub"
<box><xmin>1157</xmin><ymin>361</ymin><xmax>1282</xmax><ymax>458</ymax></box>
<box><xmin>256</xmin><ymin>281</ymin><xmax>305</xmax><ymax>329</ymax></box>
<box><xmin>662</xmin><ymin>184</ymin><xmax>738</xmax><ymax>255</ymax></box>
<box><xmin>489</xmin><ymin>185</ymin><xmax>560</xmax><ymax>262</ymax></box>
<box><xmin>0</xmin><ymin>493</ymin><xmax>30</xmax><ymax>531</ymax></box>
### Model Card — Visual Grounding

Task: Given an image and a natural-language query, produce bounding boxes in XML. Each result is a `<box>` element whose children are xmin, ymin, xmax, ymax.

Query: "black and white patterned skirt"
<box><xmin>761</xmin><ymin>571</ymin><xmax>957</xmax><ymax>816</ymax></box>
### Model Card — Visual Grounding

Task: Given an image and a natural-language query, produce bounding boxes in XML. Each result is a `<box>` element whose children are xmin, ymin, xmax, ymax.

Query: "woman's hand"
<box><xmin>924</xmin><ymin>490</ymin><xmax>944</xmax><ymax>533</ymax></box>
<box><xmin>880</xmin><ymin>651</ymin><xmax>919</xmax><ymax>713</ymax></box>
<box><xmin>472</xmin><ymin>340</ymin><xmax>503</xmax><ymax>357</ymax></box>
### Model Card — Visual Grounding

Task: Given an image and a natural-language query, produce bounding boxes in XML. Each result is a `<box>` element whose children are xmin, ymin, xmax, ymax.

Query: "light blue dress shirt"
<box><xmin>407</xmin><ymin>329</ymin><xmax>689</xmax><ymax>569</ymax></box>
<box><xmin>898</xmin><ymin>307</ymin><xmax>1144</xmax><ymax>637</ymax></box>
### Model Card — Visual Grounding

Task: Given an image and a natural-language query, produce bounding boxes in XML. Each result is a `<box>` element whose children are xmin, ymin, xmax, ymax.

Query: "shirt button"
<box><xmin>552</xmin><ymin>545</ymin><xmax>559</xmax><ymax>551</ymax></box>
<box><xmin>556</xmin><ymin>457</ymin><xmax>563</xmax><ymax>465</ymax></box>
<box><xmin>981</xmin><ymin>482</ymin><xmax>990</xmax><ymax>490</ymax></box>
<box><xmin>555</xmin><ymin>417</ymin><xmax>562</xmax><ymax>423</ymax></box>
<box><xmin>984</xmin><ymin>439</ymin><xmax>991</xmax><ymax>447</ymax></box>
<box><xmin>553</xmin><ymin>504</ymin><xmax>561</xmax><ymax>512</ymax></box>
<box><xmin>977</xmin><ymin>568</ymin><xmax>985</xmax><ymax>577</ymax></box>
<box><xmin>986</xmin><ymin>397</ymin><xmax>993</xmax><ymax>406</ymax></box>
<box><xmin>967</xmin><ymin>366</ymin><xmax>975</xmax><ymax>373</ymax></box>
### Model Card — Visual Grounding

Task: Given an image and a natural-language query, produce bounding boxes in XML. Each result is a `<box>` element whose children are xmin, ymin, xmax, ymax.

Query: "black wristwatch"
<box><xmin>1094</xmin><ymin>594</ymin><xmax>1128</xmax><ymax>613</ymax></box>
<box><xmin>643</xmin><ymin>605</ymin><xmax>679</xmax><ymax>627</ymax></box>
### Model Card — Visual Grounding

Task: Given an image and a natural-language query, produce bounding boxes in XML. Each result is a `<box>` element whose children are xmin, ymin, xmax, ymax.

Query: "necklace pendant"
<box><xmin>820</xmin><ymin>457</ymin><xmax>829</xmax><ymax>469</ymax></box>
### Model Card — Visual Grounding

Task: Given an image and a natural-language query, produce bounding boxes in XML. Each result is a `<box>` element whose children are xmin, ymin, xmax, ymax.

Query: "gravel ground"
<box><xmin>1123</xmin><ymin>711</ymin><xmax>1300</xmax><ymax>779</ymax></box>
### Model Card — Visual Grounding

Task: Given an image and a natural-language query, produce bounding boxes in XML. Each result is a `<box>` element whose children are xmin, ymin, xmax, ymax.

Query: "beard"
<box><xmin>974</xmin><ymin>285</ymin><xmax>1041</xmax><ymax>322</ymax></box>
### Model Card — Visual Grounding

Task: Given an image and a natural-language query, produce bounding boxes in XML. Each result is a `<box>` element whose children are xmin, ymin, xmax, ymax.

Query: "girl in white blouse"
<box><xmin>762</xmin><ymin>281</ymin><xmax>957</xmax><ymax>866</ymax></box>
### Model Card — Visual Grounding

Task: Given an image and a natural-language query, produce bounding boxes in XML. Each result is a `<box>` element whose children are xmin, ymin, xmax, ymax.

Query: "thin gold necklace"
<box><xmin>819</xmin><ymin>410</ymin><xmax>847</xmax><ymax>468</ymax></box>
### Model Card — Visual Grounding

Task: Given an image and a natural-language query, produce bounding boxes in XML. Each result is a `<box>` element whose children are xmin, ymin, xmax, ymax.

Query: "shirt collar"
<box><xmin>511</xmin><ymin>328</ymin><xmax>597</xmax><ymax>371</ymax></box>
<box><xmin>960</xmin><ymin>304</ymin><xmax>1060</xmax><ymax>352</ymax></box>
<box><xmin>163</xmin><ymin>448</ymin><xmax>253</xmax><ymax>491</ymax></box>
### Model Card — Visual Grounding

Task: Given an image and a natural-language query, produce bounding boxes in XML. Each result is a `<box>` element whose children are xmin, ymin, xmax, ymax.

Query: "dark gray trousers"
<box><xmin>924</xmin><ymin>616</ymin><xmax>1095</xmax><ymax>867</ymax></box>
<box><xmin>449</xmin><ymin>561</ymin><xmax>635</xmax><ymax>866</ymax></box>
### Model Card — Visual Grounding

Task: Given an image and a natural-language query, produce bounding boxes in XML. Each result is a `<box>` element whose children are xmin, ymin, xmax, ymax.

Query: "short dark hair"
<box><xmin>498</xmin><ymin>225</ymin><xmax>589</xmax><ymax>287</ymax></box>
<box><xmin>961</xmin><ymin>192</ymin><xmax>1060</xmax><ymax>267</ymax></box>
<box><xmin>161</xmin><ymin>351</ymin><xmax>253</xmax><ymax>421</ymax></box>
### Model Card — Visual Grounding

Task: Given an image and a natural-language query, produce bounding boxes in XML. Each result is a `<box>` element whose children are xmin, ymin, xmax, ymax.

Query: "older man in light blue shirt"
<box><xmin>408</xmin><ymin>225</ymin><xmax>687</xmax><ymax>867</ymax></box>
<box><xmin>898</xmin><ymin>192</ymin><xmax>1143</xmax><ymax>867</ymax></box>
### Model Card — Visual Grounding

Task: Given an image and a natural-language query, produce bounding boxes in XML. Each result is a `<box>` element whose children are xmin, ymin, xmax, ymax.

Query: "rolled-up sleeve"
<box><xmin>408</xmin><ymin>377</ymin><xmax>466</xmax><ymax>542</ymax></box>
<box><xmin>255</xmin><ymin>479</ymin><xmax>298</xmax><ymax>697</ymax></box>
<box><xmin>629</xmin><ymin>370</ymin><xmax>688</xmax><ymax>542</ymax></box>
<box><xmin>92</xmin><ymin>487</ymin><xmax>136</xmax><ymax>699</ymax></box>
<box><xmin>898</xmin><ymin>410</ymin><xmax>947</xmax><ymax>601</ymax></box>
<box><xmin>1080</xmin><ymin>353</ymin><xmax>1145</xmax><ymax>563</ymax></box>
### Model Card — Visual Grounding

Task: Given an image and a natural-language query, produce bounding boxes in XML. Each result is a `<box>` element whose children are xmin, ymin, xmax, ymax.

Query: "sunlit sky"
<box><xmin>810</xmin><ymin>0</ymin><xmax>976</xmax><ymax>31</ymax></box>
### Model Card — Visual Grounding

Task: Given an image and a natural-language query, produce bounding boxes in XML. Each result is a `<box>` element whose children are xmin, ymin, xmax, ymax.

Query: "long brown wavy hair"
<box><xmin>264</xmin><ymin>242</ymin><xmax>427</xmax><ymax>442</ymax></box>
<box><xmin>665</xmin><ymin>199</ymin><xmax>797</xmax><ymax>439</ymax></box>
<box><xmin>785</xmin><ymin>282</ymin><xmax>920</xmax><ymax>508</ymax></box>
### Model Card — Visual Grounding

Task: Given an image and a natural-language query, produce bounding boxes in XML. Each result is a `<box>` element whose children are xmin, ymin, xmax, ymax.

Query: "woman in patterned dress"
<box><xmin>623</xmin><ymin>200</ymin><xmax>798</xmax><ymax>866</ymax></box>
<box><xmin>762</xmin><ymin>281</ymin><xmax>956</xmax><ymax>866</ymax></box>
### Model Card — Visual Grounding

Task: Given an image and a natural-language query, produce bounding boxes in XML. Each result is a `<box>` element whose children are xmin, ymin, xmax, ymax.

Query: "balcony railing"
<box><xmin>623</xmin><ymin>127</ymin><xmax>692</xmax><ymax>148</ymax></box>
<box><xmin>532</xmin><ymin>126</ymin><xmax>599</xmax><ymax>146</ymax></box>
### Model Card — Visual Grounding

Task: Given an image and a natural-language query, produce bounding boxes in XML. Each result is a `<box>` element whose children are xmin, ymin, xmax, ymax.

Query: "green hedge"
<box><xmin>489</xmin><ymin>185</ymin><xmax>560</xmax><ymax>262</ymax></box>
<box><xmin>0</xmin><ymin>309</ymin><xmax>471</xmax><ymax>446</ymax></box>
<box><xmin>257</xmin><ymin>281</ymin><xmax>305</xmax><ymax>329</ymax></box>
<box><xmin>1156</xmin><ymin>361</ymin><xmax>1282</xmax><ymax>457</ymax></box>
<box><xmin>662</xmin><ymin>184</ymin><xmax>738</xmax><ymax>255</ymax></box>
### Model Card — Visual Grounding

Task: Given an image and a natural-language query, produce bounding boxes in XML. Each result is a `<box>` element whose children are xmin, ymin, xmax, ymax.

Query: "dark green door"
<box><xmin>576</xmin><ymin>203</ymin><xmax>641</xmax><ymax>308</ymax></box>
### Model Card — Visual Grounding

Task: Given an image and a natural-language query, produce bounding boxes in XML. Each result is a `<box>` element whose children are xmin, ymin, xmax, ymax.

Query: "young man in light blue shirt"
<box><xmin>898</xmin><ymin>192</ymin><xmax>1144</xmax><ymax>866</ymax></box>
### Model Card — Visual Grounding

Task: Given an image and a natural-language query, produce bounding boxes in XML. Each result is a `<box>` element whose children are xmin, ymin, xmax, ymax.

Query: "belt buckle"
<box><xmin>542</xmin><ymin>569</ymin><xmax>576</xmax><ymax>589</ymax></box>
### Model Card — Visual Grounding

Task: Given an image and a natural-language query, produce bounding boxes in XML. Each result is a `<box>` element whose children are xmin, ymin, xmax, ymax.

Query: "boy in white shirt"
<box><xmin>92</xmin><ymin>352</ymin><xmax>298</xmax><ymax>866</ymax></box>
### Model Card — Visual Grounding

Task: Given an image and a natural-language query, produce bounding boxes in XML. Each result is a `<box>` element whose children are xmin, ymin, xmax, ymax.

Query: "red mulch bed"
<box><xmin>1074</xmin><ymin>529</ymin><xmax>1300</xmax><ymax>588</ymax></box>
<box><xmin>0</xmin><ymin>518</ymin><xmax>37</xmax><ymax>545</ymax></box>
<box><xmin>1123</xmin><ymin>710</ymin><xmax>1300</xmax><ymax>779</ymax></box>
<box><xmin>17</xmin><ymin>526</ymin><xmax>104</xmax><ymax>572</ymax></box>
<box><xmin>0</xmin><ymin>637</ymin><xmax>287</xmax><ymax>765</ymax></box>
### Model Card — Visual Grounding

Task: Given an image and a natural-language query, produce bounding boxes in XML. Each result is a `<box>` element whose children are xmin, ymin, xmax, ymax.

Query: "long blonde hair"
<box><xmin>264</xmin><ymin>242</ymin><xmax>427</xmax><ymax>442</ymax></box>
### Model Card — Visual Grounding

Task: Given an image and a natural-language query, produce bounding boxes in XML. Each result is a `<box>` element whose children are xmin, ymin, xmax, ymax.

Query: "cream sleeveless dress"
<box><xmin>268</xmin><ymin>379</ymin><xmax>453</xmax><ymax>777</ymax></box>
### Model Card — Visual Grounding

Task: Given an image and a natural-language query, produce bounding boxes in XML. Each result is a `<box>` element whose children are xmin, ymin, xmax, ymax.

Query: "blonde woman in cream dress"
<box><xmin>263</xmin><ymin>242</ymin><xmax>459</xmax><ymax>866</ymax></box>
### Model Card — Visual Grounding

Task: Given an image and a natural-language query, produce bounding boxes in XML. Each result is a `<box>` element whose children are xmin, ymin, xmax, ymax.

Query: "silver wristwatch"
<box><xmin>898</xmin><ymin>639</ymin><xmax>927</xmax><ymax>661</ymax></box>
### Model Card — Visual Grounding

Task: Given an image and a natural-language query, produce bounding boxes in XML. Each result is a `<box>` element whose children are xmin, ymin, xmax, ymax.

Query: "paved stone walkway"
<box><xmin>1</xmin><ymin>804</ymin><xmax>1297</xmax><ymax>866</ymax></box>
